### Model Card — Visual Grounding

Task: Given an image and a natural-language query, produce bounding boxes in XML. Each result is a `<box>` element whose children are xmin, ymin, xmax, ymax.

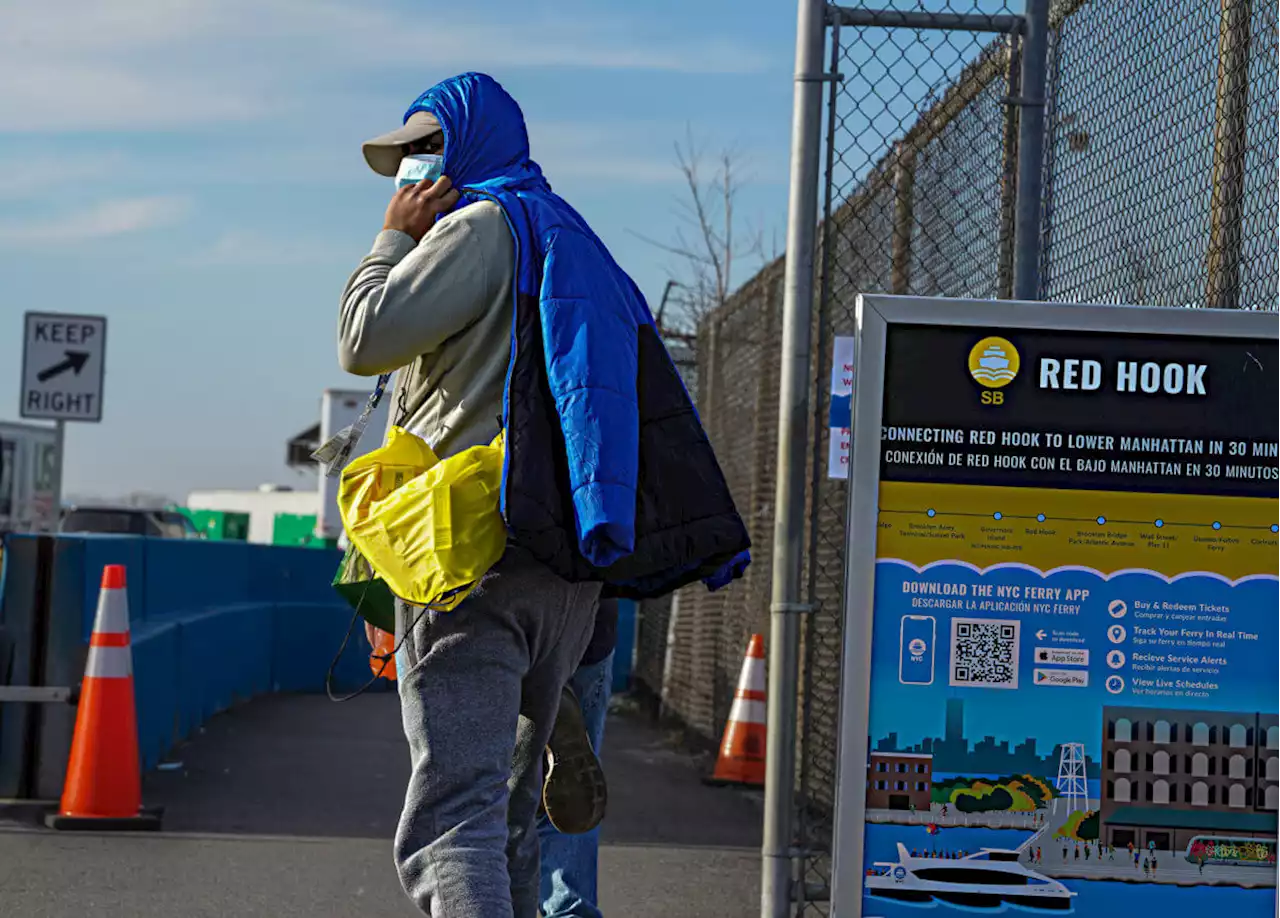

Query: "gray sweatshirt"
<box><xmin>338</xmin><ymin>200</ymin><xmax>515</xmax><ymax>459</ymax></box>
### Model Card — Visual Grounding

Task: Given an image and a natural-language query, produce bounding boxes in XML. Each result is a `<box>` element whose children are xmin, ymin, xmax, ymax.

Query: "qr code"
<box><xmin>950</xmin><ymin>618</ymin><xmax>1020</xmax><ymax>689</ymax></box>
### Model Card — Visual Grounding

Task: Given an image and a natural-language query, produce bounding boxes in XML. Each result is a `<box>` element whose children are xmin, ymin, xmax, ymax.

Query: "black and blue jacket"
<box><xmin>406</xmin><ymin>73</ymin><xmax>750</xmax><ymax>598</ymax></box>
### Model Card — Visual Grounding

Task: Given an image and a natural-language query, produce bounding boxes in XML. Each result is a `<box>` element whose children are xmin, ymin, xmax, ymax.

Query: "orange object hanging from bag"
<box><xmin>369</xmin><ymin>627</ymin><xmax>398</xmax><ymax>681</ymax></box>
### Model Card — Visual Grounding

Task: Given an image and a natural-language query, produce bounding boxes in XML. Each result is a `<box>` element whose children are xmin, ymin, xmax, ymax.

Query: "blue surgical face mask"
<box><xmin>395</xmin><ymin>154</ymin><xmax>444</xmax><ymax>189</ymax></box>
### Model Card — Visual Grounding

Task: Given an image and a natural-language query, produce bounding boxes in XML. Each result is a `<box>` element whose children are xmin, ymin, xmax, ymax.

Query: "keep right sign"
<box><xmin>20</xmin><ymin>312</ymin><xmax>108</xmax><ymax>423</ymax></box>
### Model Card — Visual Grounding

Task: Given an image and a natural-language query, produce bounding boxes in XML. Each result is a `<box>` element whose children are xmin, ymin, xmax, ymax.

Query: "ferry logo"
<box><xmin>967</xmin><ymin>336</ymin><xmax>1020</xmax><ymax>389</ymax></box>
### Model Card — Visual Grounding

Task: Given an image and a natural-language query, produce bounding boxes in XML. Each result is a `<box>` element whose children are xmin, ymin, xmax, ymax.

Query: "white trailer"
<box><xmin>0</xmin><ymin>421</ymin><xmax>58</xmax><ymax>534</ymax></box>
<box><xmin>316</xmin><ymin>386</ymin><xmax>391</xmax><ymax>543</ymax></box>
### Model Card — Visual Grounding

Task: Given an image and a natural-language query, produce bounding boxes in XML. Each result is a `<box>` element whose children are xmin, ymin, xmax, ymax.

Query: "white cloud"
<box><xmin>547</xmin><ymin>155</ymin><xmax>679</xmax><ymax>185</ymax></box>
<box><xmin>0</xmin><ymin>153</ymin><xmax>134</xmax><ymax>198</ymax></box>
<box><xmin>0</xmin><ymin>2</ymin><xmax>774</xmax><ymax>253</ymax></box>
<box><xmin>0</xmin><ymin>118</ymin><xmax>692</xmax><ymax>197</ymax></box>
<box><xmin>528</xmin><ymin>122</ymin><xmax>682</xmax><ymax>186</ymax></box>
<box><xmin>183</xmin><ymin>229</ymin><xmax>353</xmax><ymax>267</ymax></box>
<box><xmin>0</xmin><ymin>0</ymin><xmax>771</xmax><ymax>133</ymax></box>
<box><xmin>1</xmin><ymin>0</ymin><xmax>268</xmax><ymax>130</ymax></box>
<box><xmin>3</xmin><ymin>64</ymin><xmax>264</xmax><ymax>132</ymax></box>
<box><xmin>0</xmin><ymin>196</ymin><xmax>190</xmax><ymax>245</ymax></box>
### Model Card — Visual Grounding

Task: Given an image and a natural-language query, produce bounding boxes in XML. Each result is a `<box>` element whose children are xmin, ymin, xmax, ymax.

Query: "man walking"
<box><xmin>339</xmin><ymin>72</ymin><xmax>748</xmax><ymax>918</ymax></box>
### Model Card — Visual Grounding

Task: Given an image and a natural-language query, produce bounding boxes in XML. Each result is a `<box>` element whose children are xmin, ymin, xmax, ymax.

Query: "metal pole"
<box><xmin>762</xmin><ymin>0</ymin><xmax>826</xmax><ymax>914</ymax></box>
<box><xmin>1036</xmin><ymin>24</ymin><xmax>1063</xmax><ymax>301</ymax></box>
<box><xmin>655</xmin><ymin>279</ymin><xmax>682</xmax><ymax>330</ymax></box>
<box><xmin>997</xmin><ymin>34</ymin><xmax>1022</xmax><ymax>300</ymax></box>
<box><xmin>1205</xmin><ymin>0</ymin><xmax>1252</xmax><ymax>309</ymax></box>
<box><xmin>659</xmin><ymin>591</ymin><xmax>680</xmax><ymax>719</ymax></box>
<box><xmin>829</xmin><ymin>7</ymin><xmax>1025</xmax><ymax>35</ymax></box>
<box><xmin>0</xmin><ymin>686</ymin><xmax>73</xmax><ymax>704</ymax></box>
<box><xmin>50</xmin><ymin>420</ymin><xmax>65</xmax><ymax>530</ymax></box>
<box><xmin>890</xmin><ymin>142</ymin><xmax>917</xmax><ymax>295</ymax></box>
<box><xmin>794</xmin><ymin>18</ymin><xmax>842</xmax><ymax>910</ymax></box>
<box><xmin>1012</xmin><ymin>0</ymin><xmax>1050</xmax><ymax>301</ymax></box>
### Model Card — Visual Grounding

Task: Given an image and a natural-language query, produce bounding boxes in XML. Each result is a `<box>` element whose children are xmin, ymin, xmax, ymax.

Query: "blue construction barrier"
<box><xmin>612</xmin><ymin>599</ymin><xmax>637</xmax><ymax>693</ymax></box>
<box><xmin>0</xmin><ymin>533</ymin><xmax>373</xmax><ymax>797</ymax></box>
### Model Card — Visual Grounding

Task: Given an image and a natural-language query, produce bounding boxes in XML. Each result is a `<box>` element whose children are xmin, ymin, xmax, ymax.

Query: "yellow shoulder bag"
<box><xmin>337</xmin><ymin>427</ymin><xmax>507</xmax><ymax>612</ymax></box>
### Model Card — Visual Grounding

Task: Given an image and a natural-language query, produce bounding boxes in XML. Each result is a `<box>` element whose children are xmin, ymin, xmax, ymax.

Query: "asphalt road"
<box><xmin>0</xmin><ymin>691</ymin><xmax>762</xmax><ymax>917</ymax></box>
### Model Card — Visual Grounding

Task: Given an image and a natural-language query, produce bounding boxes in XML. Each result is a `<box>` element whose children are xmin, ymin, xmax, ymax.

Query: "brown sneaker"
<box><xmin>542</xmin><ymin>684</ymin><xmax>608</xmax><ymax>834</ymax></box>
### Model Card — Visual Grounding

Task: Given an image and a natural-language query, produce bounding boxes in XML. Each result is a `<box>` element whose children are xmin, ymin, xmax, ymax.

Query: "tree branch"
<box><xmin>637</xmin><ymin>128</ymin><xmax>768</xmax><ymax>342</ymax></box>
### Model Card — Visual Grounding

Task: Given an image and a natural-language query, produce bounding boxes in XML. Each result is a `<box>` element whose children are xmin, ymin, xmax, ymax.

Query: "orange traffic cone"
<box><xmin>46</xmin><ymin>565</ymin><xmax>161</xmax><ymax>831</ymax></box>
<box><xmin>706</xmin><ymin>633</ymin><xmax>767</xmax><ymax>787</ymax></box>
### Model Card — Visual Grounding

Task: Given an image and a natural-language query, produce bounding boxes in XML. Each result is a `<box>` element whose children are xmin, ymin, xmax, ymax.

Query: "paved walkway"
<box><xmin>0</xmin><ymin>691</ymin><xmax>762</xmax><ymax>917</ymax></box>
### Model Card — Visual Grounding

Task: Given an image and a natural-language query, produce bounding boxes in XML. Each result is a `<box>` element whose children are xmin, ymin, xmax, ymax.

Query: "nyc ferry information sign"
<box><xmin>829</xmin><ymin>296</ymin><xmax>1278</xmax><ymax>918</ymax></box>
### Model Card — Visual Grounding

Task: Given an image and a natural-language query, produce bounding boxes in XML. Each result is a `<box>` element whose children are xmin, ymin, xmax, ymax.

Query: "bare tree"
<box><xmin>637</xmin><ymin>128</ymin><xmax>768</xmax><ymax>340</ymax></box>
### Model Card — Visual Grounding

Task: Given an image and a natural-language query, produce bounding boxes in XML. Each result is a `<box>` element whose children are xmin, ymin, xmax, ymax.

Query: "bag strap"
<box><xmin>312</xmin><ymin>372</ymin><xmax>398</xmax><ymax>478</ymax></box>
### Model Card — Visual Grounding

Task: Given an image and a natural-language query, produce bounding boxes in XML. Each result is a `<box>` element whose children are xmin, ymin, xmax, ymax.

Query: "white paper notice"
<box><xmin>828</xmin><ymin>336</ymin><xmax>854</xmax><ymax>479</ymax></box>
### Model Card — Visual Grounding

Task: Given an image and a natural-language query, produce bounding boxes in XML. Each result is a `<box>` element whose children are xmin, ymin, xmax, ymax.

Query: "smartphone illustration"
<box><xmin>899</xmin><ymin>615</ymin><xmax>937</xmax><ymax>686</ymax></box>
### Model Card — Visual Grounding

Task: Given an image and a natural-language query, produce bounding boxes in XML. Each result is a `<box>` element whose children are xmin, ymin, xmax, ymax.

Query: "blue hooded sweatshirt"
<box><xmin>405</xmin><ymin>73</ymin><xmax>749</xmax><ymax>597</ymax></box>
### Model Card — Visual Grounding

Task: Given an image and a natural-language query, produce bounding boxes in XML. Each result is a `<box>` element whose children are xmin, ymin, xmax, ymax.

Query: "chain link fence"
<box><xmin>630</xmin><ymin>0</ymin><xmax>1277</xmax><ymax>911</ymax></box>
<box><xmin>1042</xmin><ymin>0</ymin><xmax>1278</xmax><ymax>309</ymax></box>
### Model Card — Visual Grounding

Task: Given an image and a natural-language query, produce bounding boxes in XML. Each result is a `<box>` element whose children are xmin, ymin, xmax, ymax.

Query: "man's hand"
<box><xmin>383</xmin><ymin>176</ymin><xmax>460</xmax><ymax>242</ymax></box>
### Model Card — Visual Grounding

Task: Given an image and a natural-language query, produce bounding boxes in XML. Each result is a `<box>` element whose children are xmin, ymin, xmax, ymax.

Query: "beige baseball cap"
<box><xmin>361</xmin><ymin>111</ymin><xmax>443</xmax><ymax>177</ymax></box>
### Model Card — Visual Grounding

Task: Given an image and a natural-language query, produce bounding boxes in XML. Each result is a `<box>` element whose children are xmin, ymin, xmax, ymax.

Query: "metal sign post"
<box><xmin>830</xmin><ymin>295</ymin><xmax>1278</xmax><ymax>917</ymax></box>
<box><xmin>762</xmin><ymin>0</ymin><xmax>828</xmax><ymax>915</ymax></box>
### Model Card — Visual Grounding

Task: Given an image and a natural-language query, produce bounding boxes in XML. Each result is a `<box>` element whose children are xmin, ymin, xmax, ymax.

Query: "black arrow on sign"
<box><xmin>36</xmin><ymin>350</ymin><xmax>91</xmax><ymax>383</ymax></box>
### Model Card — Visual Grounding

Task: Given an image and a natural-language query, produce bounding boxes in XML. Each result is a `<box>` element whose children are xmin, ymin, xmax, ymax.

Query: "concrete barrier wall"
<box><xmin>0</xmin><ymin>534</ymin><xmax>375</xmax><ymax>799</ymax></box>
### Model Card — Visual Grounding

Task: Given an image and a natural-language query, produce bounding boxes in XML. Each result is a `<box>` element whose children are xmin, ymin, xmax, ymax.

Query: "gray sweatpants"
<box><xmin>393</xmin><ymin>546</ymin><xmax>601</xmax><ymax>917</ymax></box>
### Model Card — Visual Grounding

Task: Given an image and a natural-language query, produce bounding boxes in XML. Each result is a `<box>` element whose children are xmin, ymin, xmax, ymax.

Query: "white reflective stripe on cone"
<box><xmin>728</xmin><ymin>697</ymin><xmax>766</xmax><ymax>725</ymax></box>
<box><xmin>85</xmin><ymin>645</ymin><xmax>133</xmax><ymax>679</ymax></box>
<box><xmin>737</xmin><ymin>661</ymin><xmax>766</xmax><ymax>694</ymax></box>
<box><xmin>94</xmin><ymin>591</ymin><xmax>130</xmax><ymax>635</ymax></box>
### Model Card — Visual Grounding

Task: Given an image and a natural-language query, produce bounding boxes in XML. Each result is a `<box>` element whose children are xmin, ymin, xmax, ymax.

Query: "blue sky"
<box><xmin>0</xmin><ymin>0</ymin><xmax>796</xmax><ymax>502</ymax></box>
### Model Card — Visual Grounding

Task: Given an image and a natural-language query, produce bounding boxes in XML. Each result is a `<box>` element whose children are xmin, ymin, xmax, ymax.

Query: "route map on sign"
<box><xmin>21</xmin><ymin>312</ymin><xmax>108</xmax><ymax>422</ymax></box>
<box><xmin>860</xmin><ymin>323</ymin><xmax>1278</xmax><ymax>918</ymax></box>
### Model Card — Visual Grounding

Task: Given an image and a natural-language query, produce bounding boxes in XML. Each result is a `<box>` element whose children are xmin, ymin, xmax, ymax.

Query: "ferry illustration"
<box><xmin>867</xmin><ymin>843</ymin><xmax>1076</xmax><ymax>911</ymax></box>
<box><xmin>970</xmin><ymin>344</ymin><xmax>1017</xmax><ymax>385</ymax></box>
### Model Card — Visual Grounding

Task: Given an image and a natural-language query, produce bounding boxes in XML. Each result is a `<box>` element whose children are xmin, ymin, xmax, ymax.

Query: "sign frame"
<box><xmin>828</xmin><ymin>294</ymin><xmax>1279</xmax><ymax>916</ymax></box>
<box><xmin>20</xmin><ymin>310</ymin><xmax>108</xmax><ymax>424</ymax></box>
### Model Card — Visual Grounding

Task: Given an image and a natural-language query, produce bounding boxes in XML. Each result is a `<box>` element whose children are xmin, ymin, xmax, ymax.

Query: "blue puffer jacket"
<box><xmin>406</xmin><ymin>73</ymin><xmax>749</xmax><ymax>597</ymax></box>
